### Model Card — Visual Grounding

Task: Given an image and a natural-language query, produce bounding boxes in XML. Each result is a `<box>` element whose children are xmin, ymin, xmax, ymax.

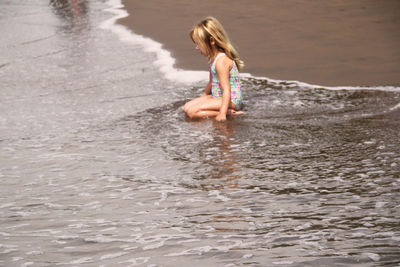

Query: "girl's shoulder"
<box><xmin>215</xmin><ymin>53</ymin><xmax>233</xmax><ymax>71</ymax></box>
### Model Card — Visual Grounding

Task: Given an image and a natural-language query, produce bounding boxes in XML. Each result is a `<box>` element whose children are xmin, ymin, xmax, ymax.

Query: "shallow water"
<box><xmin>1</xmin><ymin>0</ymin><xmax>400</xmax><ymax>266</ymax></box>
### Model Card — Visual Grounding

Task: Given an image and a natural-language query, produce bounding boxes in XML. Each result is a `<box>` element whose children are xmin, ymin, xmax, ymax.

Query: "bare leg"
<box><xmin>184</xmin><ymin>94</ymin><xmax>209</xmax><ymax>114</ymax></box>
<box><xmin>185</xmin><ymin>95</ymin><xmax>240</xmax><ymax>119</ymax></box>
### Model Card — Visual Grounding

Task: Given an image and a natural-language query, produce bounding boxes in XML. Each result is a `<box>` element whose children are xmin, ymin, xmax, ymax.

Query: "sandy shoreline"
<box><xmin>118</xmin><ymin>0</ymin><xmax>400</xmax><ymax>86</ymax></box>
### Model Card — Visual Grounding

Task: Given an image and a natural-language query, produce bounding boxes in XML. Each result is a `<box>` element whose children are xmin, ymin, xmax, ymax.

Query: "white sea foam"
<box><xmin>100</xmin><ymin>252</ymin><xmax>128</xmax><ymax>260</ymax></box>
<box><xmin>119</xmin><ymin>257</ymin><xmax>150</xmax><ymax>266</ymax></box>
<box><xmin>208</xmin><ymin>190</ymin><xmax>231</xmax><ymax>202</ymax></box>
<box><xmin>165</xmin><ymin>245</ymin><xmax>213</xmax><ymax>256</ymax></box>
<box><xmin>362</xmin><ymin>252</ymin><xmax>380</xmax><ymax>262</ymax></box>
<box><xmin>246</xmin><ymin>72</ymin><xmax>400</xmax><ymax>92</ymax></box>
<box><xmin>101</xmin><ymin>0</ymin><xmax>208</xmax><ymax>84</ymax></box>
<box><xmin>388</xmin><ymin>101</ymin><xmax>400</xmax><ymax>111</ymax></box>
<box><xmin>272</xmin><ymin>260</ymin><xmax>294</xmax><ymax>265</ymax></box>
<box><xmin>143</xmin><ymin>240</ymin><xmax>165</xmax><ymax>250</ymax></box>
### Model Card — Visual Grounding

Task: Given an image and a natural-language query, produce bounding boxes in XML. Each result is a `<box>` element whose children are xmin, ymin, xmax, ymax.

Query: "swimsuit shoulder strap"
<box><xmin>211</xmin><ymin>53</ymin><xmax>227</xmax><ymax>70</ymax></box>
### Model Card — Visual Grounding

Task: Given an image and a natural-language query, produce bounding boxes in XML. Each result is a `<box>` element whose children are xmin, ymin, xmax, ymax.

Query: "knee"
<box><xmin>185</xmin><ymin>106</ymin><xmax>198</xmax><ymax>119</ymax></box>
<box><xmin>183</xmin><ymin>102</ymin><xmax>190</xmax><ymax>113</ymax></box>
<box><xmin>184</xmin><ymin>102</ymin><xmax>198</xmax><ymax>118</ymax></box>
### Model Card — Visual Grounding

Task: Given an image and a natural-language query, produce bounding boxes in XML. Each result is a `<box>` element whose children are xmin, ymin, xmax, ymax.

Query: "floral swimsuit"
<box><xmin>210</xmin><ymin>53</ymin><xmax>242</xmax><ymax>109</ymax></box>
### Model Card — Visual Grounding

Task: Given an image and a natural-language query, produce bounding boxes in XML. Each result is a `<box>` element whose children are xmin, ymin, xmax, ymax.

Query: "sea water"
<box><xmin>0</xmin><ymin>0</ymin><xmax>399</xmax><ymax>266</ymax></box>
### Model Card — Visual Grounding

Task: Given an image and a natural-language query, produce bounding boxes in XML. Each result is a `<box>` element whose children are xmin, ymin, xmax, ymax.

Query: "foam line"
<box><xmin>242</xmin><ymin>73</ymin><xmax>400</xmax><ymax>92</ymax></box>
<box><xmin>102</xmin><ymin>0</ymin><xmax>400</xmax><ymax>93</ymax></box>
<box><xmin>100</xmin><ymin>0</ymin><xmax>208</xmax><ymax>84</ymax></box>
<box><xmin>389</xmin><ymin>102</ymin><xmax>400</xmax><ymax>112</ymax></box>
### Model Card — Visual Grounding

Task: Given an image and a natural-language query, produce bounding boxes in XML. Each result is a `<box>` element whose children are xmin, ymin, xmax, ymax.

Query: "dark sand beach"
<box><xmin>118</xmin><ymin>0</ymin><xmax>400</xmax><ymax>86</ymax></box>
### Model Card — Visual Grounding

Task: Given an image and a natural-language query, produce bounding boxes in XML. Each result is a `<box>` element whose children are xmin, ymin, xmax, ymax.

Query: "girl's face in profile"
<box><xmin>193</xmin><ymin>37</ymin><xmax>208</xmax><ymax>57</ymax></box>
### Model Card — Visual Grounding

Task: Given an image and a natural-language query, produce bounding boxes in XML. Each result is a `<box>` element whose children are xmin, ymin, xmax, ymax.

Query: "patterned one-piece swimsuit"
<box><xmin>210</xmin><ymin>53</ymin><xmax>242</xmax><ymax>109</ymax></box>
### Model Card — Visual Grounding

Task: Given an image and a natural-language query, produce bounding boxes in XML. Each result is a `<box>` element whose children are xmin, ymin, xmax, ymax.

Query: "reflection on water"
<box><xmin>192</xmin><ymin>120</ymin><xmax>242</xmax><ymax>189</ymax></box>
<box><xmin>209</xmin><ymin>121</ymin><xmax>241</xmax><ymax>189</ymax></box>
<box><xmin>50</xmin><ymin>0</ymin><xmax>88</xmax><ymax>32</ymax></box>
<box><xmin>49</xmin><ymin>0</ymin><xmax>91</xmax><ymax>80</ymax></box>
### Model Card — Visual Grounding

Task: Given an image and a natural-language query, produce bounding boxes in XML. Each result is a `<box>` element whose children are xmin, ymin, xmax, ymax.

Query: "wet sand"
<box><xmin>118</xmin><ymin>0</ymin><xmax>400</xmax><ymax>86</ymax></box>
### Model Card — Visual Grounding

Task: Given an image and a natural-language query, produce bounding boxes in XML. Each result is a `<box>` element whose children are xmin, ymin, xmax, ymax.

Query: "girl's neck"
<box><xmin>210</xmin><ymin>48</ymin><xmax>224</xmax><ymax>61</ymax></box>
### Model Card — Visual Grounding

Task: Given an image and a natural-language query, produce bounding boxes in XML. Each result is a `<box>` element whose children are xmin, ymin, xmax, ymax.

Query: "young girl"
<box><xmin>184</xmin><ymin>17</ymin><xmax>244</xmax><ymax>122</ymax></box>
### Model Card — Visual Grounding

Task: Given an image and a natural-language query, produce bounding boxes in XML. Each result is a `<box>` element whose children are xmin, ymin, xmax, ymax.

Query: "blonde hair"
<box><xmin>190</xmin><ymin>17</ymin><xmax>244</xmax><ymax>72</ymax></box>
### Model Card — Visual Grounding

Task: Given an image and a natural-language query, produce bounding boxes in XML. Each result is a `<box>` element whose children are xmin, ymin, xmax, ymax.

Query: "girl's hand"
<box><xmin>216</xmin><ymin>113</ymin><xmax>227</xmax><ymax>122</ymax></box>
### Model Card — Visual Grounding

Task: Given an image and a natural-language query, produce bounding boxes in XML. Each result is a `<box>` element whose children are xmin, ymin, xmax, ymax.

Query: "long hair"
<box><xmin>190</xmin><ymin>17</ymin><xmax>244</xmax><ymax>72</ymax></box>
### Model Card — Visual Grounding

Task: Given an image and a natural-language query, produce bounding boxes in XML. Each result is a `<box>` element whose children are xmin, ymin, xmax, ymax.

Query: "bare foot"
<box><xmin>227</xmin><ymin>109</ymin><xmax>244</xmax><ymax>116</ymax></box>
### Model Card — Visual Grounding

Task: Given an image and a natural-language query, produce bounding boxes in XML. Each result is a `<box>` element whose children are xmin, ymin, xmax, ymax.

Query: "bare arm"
<box><xmin>202</xmin><ymin>72</ymin><xmax>212</xmax><ymax>96</ymax></box>
<box><xmin>215</xmin><ymin>57</ymin><xmax>233</xmax><ymax>121</ymax></box>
